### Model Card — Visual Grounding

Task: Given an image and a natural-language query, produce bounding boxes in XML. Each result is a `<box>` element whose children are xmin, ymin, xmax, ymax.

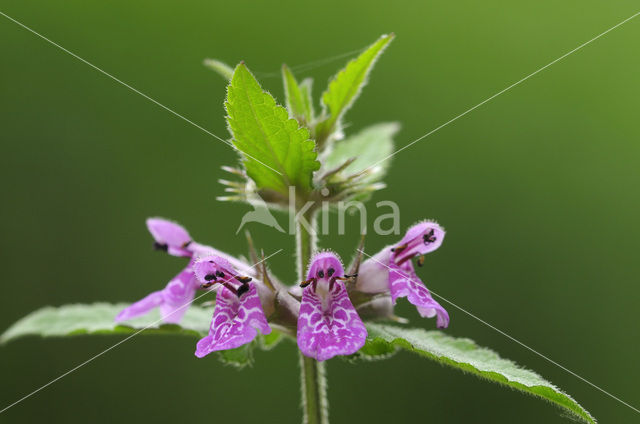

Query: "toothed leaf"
<box><xmin>282</xmin><ymin>65</ymin><xmax>314</xmax><ymax>125</ymax></box>
<box><xmin>316</xmin><ymin>34</ymin><xmax>394</xmax><ymax>145</ymax></box>
<box><xmin>359</xmin><ymin>324</ymin><xmax>596</xmax><ymax>424</ymax></box>
<box><xmin>226</xmin><ymin>63</ymin><xmax>320</xmax><ymax>195</ymax></box>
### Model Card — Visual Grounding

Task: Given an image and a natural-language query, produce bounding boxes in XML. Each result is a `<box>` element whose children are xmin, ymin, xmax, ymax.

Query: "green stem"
<box><xmin>296</xmin><ymin>208</ymin><xmax>329</xmax><ymax>424</ymax></box>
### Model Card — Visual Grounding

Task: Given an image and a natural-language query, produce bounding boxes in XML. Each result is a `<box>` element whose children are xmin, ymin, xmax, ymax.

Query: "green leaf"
<box><xmin>203</xmin><ymin>58</ymin><xmax>234</xmax><ymax>81</ymax></box>
<box><xmin>282</xmin><ymin>64</ymin><xmax>314</xmax><ymax>125</ymax></box>
<box><xmin>1</xmin><ymin>303</ymin><xmax>284</xmax><ymax>370</ymax></box>
<box><xmin>0</xmin><ymin>303</ymin><xmax>211</xmax><ymax>343</ymax></box>
<box><xmin>362</xmin><ymin>324</ymin><xmax>596</xmax><ymax>424</ymax></box>
<box><xmin>226</xmin><ymin>63</ymin><xmax>320</xmax><ymax>195</ymax></box>
<box><xmin>316</xmin><ymin>34</ymin><xmax>394</xmax><ymax>145</ymax></box>
<box><xmin>323</xmin><ymin>122</ymin><xmax>399</xmax><ymax>183</ymax></box>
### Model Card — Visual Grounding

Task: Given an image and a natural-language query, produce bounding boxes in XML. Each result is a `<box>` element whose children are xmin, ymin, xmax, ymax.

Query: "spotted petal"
<box><xmin>389</xmin><ymin>260</ymin><xmax>449</xmax><ymax>328</ymax></box>
<box><xmin>297</xmin><ymin>281</ymin><xmax>367</xmax><ymax>361</ymax></box>
<box><xmin>115</xmin><ymin>267</ymin><xmax>198</xmax><ymax>324</ymax></box>
<box><xmin>195</xmin><ymin>283</ymin><xmax>271</xmax><ymax>357</ymax></box>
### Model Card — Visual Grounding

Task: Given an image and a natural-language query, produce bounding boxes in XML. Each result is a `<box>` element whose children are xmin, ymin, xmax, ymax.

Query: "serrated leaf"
<box><xmin>362</xmin><ymin>324</ymin><xmax>596</xmax><ymax>424</ymax></box>
<box><xmin>1</xmin><ymin>303</ymin><xmax>284</xmax><ymax>369</ymax></box>
<box><xmin>316</xmin><ymin>34</ymin><xmax>394</xmax><ymax>146</ymax></box>
<box><xmin>323</xmin><ymin>122</ymin><xmax>399</xmax><ymax>183</ymax></box>
<box><xmin>282</xmin><ymin>65</ymin><xmax>314</xmax><ymax>125</ymax></box>
<box><xmin>226</xmin><ymin>63</ymin><xmax>320</xmax><ymax>195</ymax></box>
<box><xmin>0</xmin><ymin>303</ymin><xmax>212</xmax><ymax>343</ymax></box>
<box><xmin>203</xmin><ymin>59</ymin><xmax>234</xmax><ymax>81</ymax></box>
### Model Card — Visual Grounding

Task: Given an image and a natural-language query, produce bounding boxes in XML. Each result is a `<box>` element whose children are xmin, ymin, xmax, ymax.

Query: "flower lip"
<box><xmin>392</xmin><ymin>221</ymin><xmax>445</xmax><ymax>265</ymax></box>
<box><xmin>297</xmin><ymin>251</ymin><xmax>368</xmax><ymax>361</ymax></box>
<box><xmin>194</xmin><ymin>255</ymin><xmax>253</xmax><ymax>296</ymax></box>
<box><xmin>306</xmin><ymin>251</ymin><xmax>345</xmax><ymax>281</ymax></box>
<box><xmin>147</xmin><ymin>218</ymin><xmax>193</xmax><ymax>257</ymax></box>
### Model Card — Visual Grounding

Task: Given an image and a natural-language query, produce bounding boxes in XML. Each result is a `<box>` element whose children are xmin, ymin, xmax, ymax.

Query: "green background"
<box><xmin>1</xmin><ymin>0</ymin><xmax>639</xmax><ymax>422</ymax></box>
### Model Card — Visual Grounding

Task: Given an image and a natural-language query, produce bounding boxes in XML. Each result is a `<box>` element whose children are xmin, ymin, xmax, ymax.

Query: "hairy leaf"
<box><xmin>362</xmin><ymin>324</ymin><xmax>596</xmax><ymax>424</ymax></box>
<box><xmin>282</xmin><ymin>65</ymin><xmax>314</xmax><ymax>125</ymax></box>
<box><xmin>0</xmin><ymin>303</ymin><xmax>281</xmax><ymax>369</ymax></box>
<box><xmin>316</xmin><ymin>34</ymin><xmax>394</xmax><ymax>145</ymax></box>
<box><xmin>323</xmin><ymin>122</ymin><xmax>399</xmax><ymax>183</ymax></box>
<box><xmin>203</xmin><ymin>59</ymin><xmax>234</xmax><ymax>81</ymax></box>
<box><xmin>226</xmin><ymin>63</ymin><xmax>320</xmax><ymax>195</ymax></box>
<box><xmin>0</xmin><ymin>303</ymin><xmax>211</xmax><ymax>342</ymax></box>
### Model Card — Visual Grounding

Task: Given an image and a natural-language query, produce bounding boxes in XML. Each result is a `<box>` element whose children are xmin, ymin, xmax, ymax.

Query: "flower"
<box><xmin>297</xmin><ymin>252</ymin><xmax>367</xmax><ymax>361</ymax></box>
<box><xmin>356</xmin><ymin>221</ymin><xmax>449</xmax><ymax>328</ymax></box>
<box><xmin>193</xmin><ymin>255</ymin><xmax>271</xmax><ymax>357</ymax></box>
<box><xmin>115</xmin><ymin>218</ymin><xmax>253</xmax><ymax>324</ymax></box>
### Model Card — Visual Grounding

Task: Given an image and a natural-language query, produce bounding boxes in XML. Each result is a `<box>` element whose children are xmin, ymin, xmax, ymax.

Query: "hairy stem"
<box><xmin>296</xmin><ymin>208</ymin><xmax>329</xmax><ymax>424</ymax></box>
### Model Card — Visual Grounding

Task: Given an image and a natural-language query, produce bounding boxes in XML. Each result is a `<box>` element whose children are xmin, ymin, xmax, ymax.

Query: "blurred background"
<box><xmin>1</xmin><ymin>0</ymin><xmax>639</xmax><ymax>422</ymax></box>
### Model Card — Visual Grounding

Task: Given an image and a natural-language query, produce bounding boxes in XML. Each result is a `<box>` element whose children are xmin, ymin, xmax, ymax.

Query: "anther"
<box><xmin>235</xmin><ymin>275</ymin><xmax>252</xmax><ymax>284</ymax></box>
<box><xmin>215</xmin><ymin>270</ymin><xmax>225</xmax><ymax>278</ymax></box>
<box><xmin>391</xmin><ymin>243</ymin><xmax>407</xmax><ymax>253</ymax></box>
<box><xmin>317</xmin><ymin>269</ymin><xmax>325</xmax><ymax>278</ymax></box>
<box><xmin>182</xmin><ymin>240</ymin><xmax>192</xmax><ymax>248</ymax></box>
<box><xmin>424</xmin><ymin>229</ymin><xmax>436</xmax><ymax>244</ymax></box>
<box><xmin>153</xmin><ymin>242</ymin><xmax>168</xmax><ymax>252</ymax></box>
<box><xmin>327</xmin><ymin>268</ymin><xmax>335</xmax><ymax>277</ymax></box>
<box><xmin>236</xmin><ymin>283</ymin><xmax>250</xmax><ymax>298</ymax></box>
<box><xmin>300</xmin><ymin>278</ymin><xmax>316</xmax><ymax>288</ymax></box>
<box><xmin>417</xmin><ymin>255</ymin><xmax>425</xmax><ymax>267</ymax></box>
<box><xmin>204</xmin><ymin>273</ymin><xmax>217</xmax><ymax>281</ymax></box>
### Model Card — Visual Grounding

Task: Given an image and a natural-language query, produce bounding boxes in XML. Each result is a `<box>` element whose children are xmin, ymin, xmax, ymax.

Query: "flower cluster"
<box><xmin>117</xmin><ymin>218</ymin><xmax>449</xmax><ymax>361</ymax></box>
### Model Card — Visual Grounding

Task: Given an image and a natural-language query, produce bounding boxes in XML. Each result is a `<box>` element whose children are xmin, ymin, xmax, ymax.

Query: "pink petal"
<box><xmin>115</xmin><ymin>268</ymin><xmax>198</xmax><ymax>323</ymax></box>
<box><xmin>146</xmin><ymin>218</ymin><xmax>192</xmax><ymax>257</ymax></box>
<box><xmin>297</xmin><ymin>281</ymin><xmax>367</xmax><ymax>361</ymax></box>
<box><xmin>195</xmin><ymin>283</ymin><xmax>271</xmax><ymax>358</ymax></box>
<box><xmin>115</xmin><ymin>291</ymin><xmax>163</xmax><ymax>322</ymax></box>
<box><xmin>389</xmin><ymin>260</ymin><xmax>449</xmax><ymax>328</ymax></box>
<box><xmin>394</xmin><ymin>221</ymin><xmax>445</xmax><ymax>264</ymax></box>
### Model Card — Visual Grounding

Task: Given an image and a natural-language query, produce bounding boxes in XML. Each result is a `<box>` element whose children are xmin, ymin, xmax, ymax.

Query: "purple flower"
<box><xmin>193</xmin><ymin>255</ymin><xmax>271</xmax><ymax>357</ymax></box>
<box><xmin>356</xmin><ymin>221</ymin><xmax>449</xmax><ymax>328</ymax></box>
<box><xmin>297</xmin><ymin>252</ymin><xmax>367</xmax><ymax>361</ymax></box>
<box><xmin>115</xmin><ymin>218</ymin><xmax>253</xmax><ymax>324</ymax></box>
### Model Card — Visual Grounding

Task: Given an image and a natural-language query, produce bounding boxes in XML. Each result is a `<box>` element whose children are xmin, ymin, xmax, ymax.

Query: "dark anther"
<box><xmin>204</xmin><ymin>273</ymin><xmax>217</xmax><ymax>281</ymax></box>
<box><xmin>237</xmin><ymin>283</ymin><xmax>250</xmax><ymax>298</ymax></box>
<box><xmin>424</xmin><ymin>229</ymin><xmax>437</xmax><ymax>244</ymax></box>
<box><xmin>182</xmin><ymin>240</ymin><xmax>192</xmax><ymax>248</ymax></box>
<box><xmin>215</xmin><ymin>270</ymin><xmax>225</xmax><ymax>278</ymax></box>
<box><xmin>327</xmin><ymin>268</ymin><xmax>335</xmax><ymax>277</ymax></box>
<box><xmin>417</xmin><ymin>255</ymin><xmax>425</xmax><ymax>267</ymax></box>
<box><xmin>391</xmin><ymin>243</ymin><xmax>407</xmax><ymax>253</ymax></box>
<box><xmin>235</xmin><ymin>276</ymin><xmax>252</xmax><ymax>284</ymax></box>
<box><xmin>153</xmin><ymin>242</ymin><xmax>168</xmax><ymax>252</ymax></box>
<box><xmin>344</xmin><ymin>273</ymin><xmax>358</xmax><ymax>278</ymax></box>
<box><xmin>300</xmin><ymin>278</ymin><xmax>316</xmax><ymax>288</ymax></box>
<box><xmin>317</xmin><ymin>269</ymin><xmax>325</xmax><ymax>278</ymax></box>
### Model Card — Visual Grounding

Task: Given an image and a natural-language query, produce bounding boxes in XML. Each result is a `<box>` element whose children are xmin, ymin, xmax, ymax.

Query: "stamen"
<box><xmin>204</xmin><ymin>274</ymin><xmax>217</xmax><ymax>281</ymax></box>
<box><xmin>236</xmin><ymin>283</ymin><xmax>250</xmax><ymax>298</ymax></box>
<box><xmin>424</xmin><ymin>229</ymin><xmax>437</xmax><ymax>244</ymax></box>
<box><xmin>417</xmin><ymin>255</ymin><xmax>425</xmax><ymax>267</ymax></box>
<box><xmin>182</xmin><ymin>240</ymin><xmax>192</xmax><ymax>248</ymax></box>
<box><xmin>215</xmin><ymin>270</ymin><xmax>225</xmax><ymax>278</ymax></box>
<box><xmin>300</xmin><ymin>278</ymin><xmax>316</xmax><ymax>288</ymax></box>
<box><xmin>317</xmin><ymin>269</ymin><xmax>325</xmax><ymax>278</ymax></box>
<box><xmin>153</xmin><ymin>242</ymin><xmax>168</xmax><ymax>252</ymax></box>
<box><xmin>391</xmin><ymin>243</ymin><xmax>407</xmax><ymax>253</ymax></box>
<box><xmin>235</xmin><ymin>275</ymin><xmax>252</xmax><ymax>284</ymax></box>
<box><xmin>327</xmin><ymin>268</ymin><xmax>335</xmax><ymax>277</ymax></box>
